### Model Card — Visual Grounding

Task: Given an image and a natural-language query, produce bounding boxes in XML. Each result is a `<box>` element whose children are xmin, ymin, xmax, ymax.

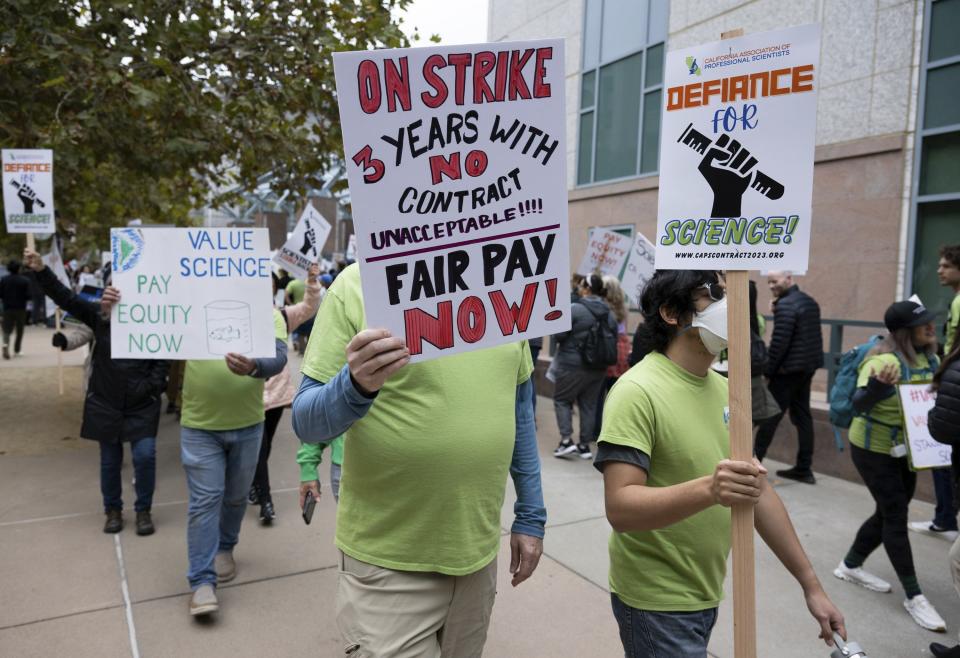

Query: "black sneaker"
<box><xmin>259</xmin><ymin>500</ymin><xmax>275</xmax><ymax>525</ymax></box>
<box><xmin>553</xmin><ymin>439</ymin><xmax>576</xmax><ymax>458</ymax></box>
<box><xmin>776</xmin><ymin>467</ymin><xmax>816</xmax><ymax>484</ymax></box>
<box><xmin>930</xmin><ymin>642</ymin><xmax>960</xmax><ymax>658</ymax></box>
<box><xmin>576</xmin><ymin>443</ymin><xmax>593</xmax><ymax>460</ymax></box>
<box><xmin>248</xmin><ymin>485</ymin><xmax>260</xmax><ymax>506</ymax></box>
<box><xmin>103</xmin><ymin>509</ymin><xmax>123</xmax><ymax>533</ymax></box>
<box><xmin>136</xmin><ymin>510</ymin><xmax>155</xmax><ymax>536</ymax></box>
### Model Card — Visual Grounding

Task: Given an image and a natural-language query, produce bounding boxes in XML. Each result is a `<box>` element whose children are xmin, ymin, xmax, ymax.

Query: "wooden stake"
<box><xmin>26</xmin><ymin>232</ymin><xmax>35</xmax><ymax>252</ymax></box>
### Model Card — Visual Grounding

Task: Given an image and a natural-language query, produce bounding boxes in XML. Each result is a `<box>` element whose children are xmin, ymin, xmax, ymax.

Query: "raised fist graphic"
<box><xmin>10</xmin><ymin>181</ymin><xmax>46</xmax><ymax>214</ymax></box>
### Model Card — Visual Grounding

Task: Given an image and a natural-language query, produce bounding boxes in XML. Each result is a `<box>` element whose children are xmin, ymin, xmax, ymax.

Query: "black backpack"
<box><xmin>579</xmin><ymin>303</ymin><xmax>618</xmax><ymax>369</ymax></box>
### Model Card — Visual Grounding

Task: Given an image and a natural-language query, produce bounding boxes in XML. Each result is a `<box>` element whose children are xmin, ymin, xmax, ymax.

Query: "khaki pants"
<box><xmin>336</xmin><ymin>551</ymin><xmax>497</xmax><ymax>658</ymax></box>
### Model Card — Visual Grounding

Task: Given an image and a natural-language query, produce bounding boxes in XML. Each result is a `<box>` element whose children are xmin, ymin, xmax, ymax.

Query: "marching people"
<box><xmin>754</xmin><ymin>271</ymin><xmax>824</xmax><ymax>483</ymax></box>
<box><xmin>23</xmin><ymin>248</ymin><xmax>167</xmax><ymax>535</ymax></box>
<box><xmin>832</xmin><ymin>300</ymin><xmax>946</xmax><ymax>631</ymax></box>
<box><xmin>552</xmin><ymin>272</ymin><xmax>617</xmax><ymax>460</ymax></box>
<box><xmin>592</xmin><ymin>274</ymin><xmax>631</xmax><ymax>441</ymax></box>
<box><xmin>291</xmin><ymin>263</ymin><xmax>545</xmax><ymax>657</ymax></box>
<box><xmin>1</xmin><ymin>259</ymin><xmax>31</xmax><ymax>359</ymax></box>
<box><xmin>595</xmin><ymin>269</ymin><xmax>845</xmax><ymax>656</ymax></box>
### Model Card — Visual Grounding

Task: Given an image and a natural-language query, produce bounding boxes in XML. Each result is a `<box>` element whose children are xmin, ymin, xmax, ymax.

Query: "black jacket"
<box><xmin>929</xmin><ymin>359</ymin><xmax>960</xmax><ymax>447</ymax></box>
<box><xmin>37</xmin><ymin>267</ymin><xmax>168</xmax><ymax>444</ymax></box>
<box><xmin>765</xmin><ymin>285</ymin><xmax>823</xmax><ymax>376</ymax></box>
<box><xmin>552</xmin><ymin>296</ymin><xmax>616</xmax><ymax>369</ymax></box>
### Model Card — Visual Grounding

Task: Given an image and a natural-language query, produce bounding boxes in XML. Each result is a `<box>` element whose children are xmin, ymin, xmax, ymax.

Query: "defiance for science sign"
<box><xmin>333</xmin><ymin>39</ymin><xmax>570</xmax><ymax>362</ymax></box>
<box><xmin>655</xmin><ymin>24</ymin><xmax>821</xmax><ymax>272</ymax></box>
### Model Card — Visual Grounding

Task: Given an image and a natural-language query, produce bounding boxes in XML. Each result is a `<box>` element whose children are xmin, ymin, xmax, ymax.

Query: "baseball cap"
<box><xmin>884</xmin><ymin>300</ymin><xmax>937</xmax><ymax>332</ymax></box>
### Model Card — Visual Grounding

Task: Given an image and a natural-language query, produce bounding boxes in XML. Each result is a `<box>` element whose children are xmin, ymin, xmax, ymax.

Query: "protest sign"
<box><xmin>42</xmin><ymin>238</ymin><xmax>71</xmax><ymax>317</ymax></box>
<box><xmin>899</xmin><ymin>384</ymin><xmax>952</xmax><ymax>470</ymax></box>
<box><xmin>576</xmin><ymin>228</ymin><xmax>632</xmax><ymax>278</ymax></box>
<box><xmin>655</xmin><ymin>24</ymin><xmax>821</xmax><ymax>271</ymax></box>
<box><xmin>273</xmin><ymin>205</ymin><xmax>332</xmax><ymax>279</ymax></box>
<box><xmin>2</xmin><ymin>149</ymin><xmax>55</xmax><ymax>234</ymax></box>
<box><xmin>346</xmin><ymin>234</ymin><xmax>357</xmax><ymax>261</ymax></box>
<box><xmin>109</xmin><ymin>227</ymin><xmax>275</xmax><ymax>359</ymax></box>
<box><xmin>620</xmin><ymin>233</ymin><xmax>657</xmax><ymax>307</ymax></box>
<box><xmin>333</xmin><ymin>39</ymin><xmax>569</xmax><ymax>361</ymax></box>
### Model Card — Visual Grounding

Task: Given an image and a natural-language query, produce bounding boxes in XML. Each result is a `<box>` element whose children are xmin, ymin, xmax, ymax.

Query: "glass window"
<box><xmin>929</xmin><ymin>0</ymin><xmax>960</xmax><ymax>62</ymax></box>
<box><xmin>582</xmin><ymin>0</ymin><xmax>602</xmax><ymax>70</ymax></box>
<box><xmin>595</xmin><ymin>54</ymin><xmax>643</xmax><ymax>181</ymax></box>
<box><xmin>581</xmin><ymin>71</ymin><xmax>596</xmax><ymax>110</ymax></box>
<box><xmin>923</xmin><ymin>63</ymin><xmax>960</xmax><ymax>129</ymax></box>
<box><xmin>912</xmin><ymin>200</ymin><xmax>960</xmax><ymax>334</ymax></box>
<box><xmin>645</xmin><ymin>44</ymin><xmax>664</xmax><ymax>88</ymax></box>
<box><xmin>601</xmin><ymin>0</ymin><xmax>647</xmax><ymax>63</ymax></box>
<box><xmin>640</xmin><ymin>89</ymin><xmax>662</xmax><ymax>173</ymax></box>
<box><xmin>919</xmin><ymin>131</ymin><xmax>960</xmax><ymax>196</ymax></box>
<box><xmin>647</xmin><ymin>0</ymin><xmax>669</xmax><ymax>44</ymax></box>
<box><xmin>578</xmin><ymin>112</ymin><xmax>595</xmax><ymax>185</ymax></box>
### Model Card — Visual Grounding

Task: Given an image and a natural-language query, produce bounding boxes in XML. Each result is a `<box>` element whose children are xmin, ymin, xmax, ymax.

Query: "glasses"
<box><xmin>698</xmin><ymin>281</ymin><xmax>725</xmax><ymax>301</ymax></box>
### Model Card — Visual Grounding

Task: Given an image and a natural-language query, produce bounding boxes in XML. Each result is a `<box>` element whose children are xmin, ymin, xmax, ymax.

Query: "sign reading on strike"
<box><xmin>273</xmin><ymin>205</ymin><xmax>332</xmax><ymax>279</ymax></box>
<box><xmin>655</xmin><ymin>24</ymin><xmax>821</xmax><ymax>271</ymax></box>
<box><xmin>577</xmin><ymin>228</ymin><xmax>632</xmax><ymax>278</ymax></box>
<box><xmin>2</xmin><ymin>149</ymin><xmax>55</xmax><ymax>234</ymax></box>
<box><xmin>110</xmin><ymin>227</ymin><xmax>276</xmax><ymax>359</ymax></box>
<box><xmin>333</xmin><ymin>39</ymin><xmax>570</xmax><ymax>361</ymax></box>
<box><xmin>898</xmin><ymin>384</ymin><xmax>952</xmax><ymax>470</ymax></box>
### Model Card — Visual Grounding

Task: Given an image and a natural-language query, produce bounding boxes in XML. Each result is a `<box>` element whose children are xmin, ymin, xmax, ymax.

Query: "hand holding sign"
<box><xmin>22</xmin><ymin>247</ymin><xmax>43</xmax><ymax>272</ymax></box>
<box><xmin>346</xmin><ymin>329</ymin><xmax>410</xmax><ymax>395</ymax></box>
<box><xmin>710</xmin><ymin>458</ymin><xmax>767</xmax><ymax>507</ymax></box>
<box><xmin>101</xmin><ymin>286</ymin><xmax>121</xmax><ymax>315</ymax></box>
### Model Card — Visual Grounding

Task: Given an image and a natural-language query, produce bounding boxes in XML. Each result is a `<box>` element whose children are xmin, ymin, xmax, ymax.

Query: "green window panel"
<box><xmin>595</xmin><ymin>53</ymin><xmax>643</xmax><ymax>181</ymax></box>
<box><xmin>919</xmin><ymin>130</ymin><xmax>960</xmax><ymax>196</ymax></box>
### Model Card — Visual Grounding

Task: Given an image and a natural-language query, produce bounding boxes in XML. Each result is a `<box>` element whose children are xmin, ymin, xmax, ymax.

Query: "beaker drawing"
<box><xmin>205</xmin><ymin>300</ymin><xmax>252</xmax><ymax>355</ymax></box>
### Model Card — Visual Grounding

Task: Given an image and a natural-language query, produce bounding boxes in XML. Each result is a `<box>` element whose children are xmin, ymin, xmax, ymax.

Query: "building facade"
<box><xmin>488</xmin><ymin>0</ymin><xmax>960</xmax><ymax>334</ymax></box>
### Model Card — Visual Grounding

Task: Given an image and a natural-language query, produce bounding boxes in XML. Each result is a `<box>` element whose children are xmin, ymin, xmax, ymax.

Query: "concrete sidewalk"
<box><xmin>1</xmin><ymin>325</ymin><xmax>958</xmax><ymax>657</ymax></box>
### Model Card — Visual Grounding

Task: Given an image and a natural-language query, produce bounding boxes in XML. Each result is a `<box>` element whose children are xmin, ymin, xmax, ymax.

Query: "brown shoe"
<box><xmin>215</xmin><ymin>551</ymin><xmax>236</xmax><ymax>583</ymax></box>
<box><xmin>136</xmin><ymin>510</ymin><xmax>155</xmax><ymax>536</ymax></box>
<box><xmin>103</xmin><ymin>509</ymin><xmax>123</xmax><ymax>533</ymax></box>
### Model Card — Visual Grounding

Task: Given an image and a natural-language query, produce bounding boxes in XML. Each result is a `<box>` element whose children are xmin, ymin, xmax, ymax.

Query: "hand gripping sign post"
<box><xmin>333</xmin><ymin>39</ymin><xmax>570</xmax><ymax>361</ymax></box>
<box><xmin>655</xmin><ymin>25</ymin><xmax>821</xmax><ymax>658</ymax></box>
<box><xmin>273</xmin><ymin>204</ymin><xmax>332</xmax><ymax>280</ymax></box>
<box><xmin>109</xmin><ymin>227</ymin><xmax>276</xmax><ymax>360</ymax></box>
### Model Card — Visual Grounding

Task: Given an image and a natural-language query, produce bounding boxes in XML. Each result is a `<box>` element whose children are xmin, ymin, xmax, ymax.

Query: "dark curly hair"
<box><xmin>941</xmin><ymin>244</ymin><xmax>960</xmax><ymax>269</ymax></box>
<box><xmin>634</xmin><ymin>269</ymin><xmax>721</xmax><ymax>356</ymax></box>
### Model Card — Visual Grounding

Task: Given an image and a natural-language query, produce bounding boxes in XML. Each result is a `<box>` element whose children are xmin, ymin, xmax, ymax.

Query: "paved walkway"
<box><xmin>1</xmin><ymin>325</ymin><xmax>957</xmax><ymax>657</ymax></box>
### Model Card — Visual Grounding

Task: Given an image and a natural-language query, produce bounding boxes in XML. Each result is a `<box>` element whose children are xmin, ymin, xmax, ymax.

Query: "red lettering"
<box><xmin>404</xmin><ymin>302</ymin><xmax>454</xmax><ymax>355</ymax></box>
<box><xmin>472</xmin><ymin>51</ymin><xmax>497</xmax><ymax>103</ymax></box>
<box><xmin>532</xmin><ymin>47</ymin><xmax>552</xmax><ymax>98</ymax></box>
<box><xmin>357</xmin><ymin>60</ymin><xmax>381</xmax><ymax>114</ymax></box>
<box><xmin>421</xmin><ymin>55</ymin><xmax>448</xmax><ymax>108</ymax></box>
<box><xmin>448</xmin><ymin>53</ymin><xmax>472</xmax><ymax>105</ymax></box>
<box><xmin>352</xmin><ymin>145</ymin><xmax>385</xmax><ymax>184</ymax></box>
<box><xmin>494</xmin><ymin>51</ymin><xmax>509</xmax><ymax>101</ymax></box>
<box><xmin>429</xmin><ymin>152</ymin><xmax>461</xmax><ymax>185</ymax></box>
<box><xmin>508</xmin><ymin>49</ymin><xmax>533</xmax><ymax>100</ymax></box>
<box><xmin>464</xmin><ymin>150</ymin><xmax>488</xmax><ymax>177</ymax></box>
<box><xmin>384</xmin><ymin>57</ymin><xmax>412</xmax><ymax>112</ymax></box>
<box><xmin>457</xmin><ymin>296</ymin><xmax>486</xmax><ymax>343</ymax></box>
<box><xmin>489</xmin><ymin>282</ymin><xmax>538</xmax><ymax>336</ymax></box>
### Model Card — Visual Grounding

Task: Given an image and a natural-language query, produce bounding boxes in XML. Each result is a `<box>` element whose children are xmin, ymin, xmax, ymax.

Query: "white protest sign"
<box><xmin>273</xmin><ymin>205</ymin><xmax>331</xmax><ymax>279</ymax></box>
<box><xmin>620</xmin><ymin>233</ymin><xmax>657</xmax><ymax>307</ymax></box>
<box><xmin>577</xmin><ymin>228</ymin><xmax>632</xmax><ymax>277</ymax></box>
<box><xmin>109</xmin><ymin>227</ymin><xmax>275</xmax><ymax>359</ymax></box>
<box><xmin>899</xmin><ymin>384</ymin><xmax>952</xmax><ymax>470</ymax></box>
<box><xmin>333</xmin><ymin>39</ymin><xmax>569</xmax><ymax>361</ymax></box>
<box><xmin>655</xmin><ymin>24</ymin><xmax>821</xmax><ymax>271</ymax></box>
<box><xmin>2</xmin><ymin>149</ymin><xmax>55</xmax><ymax>234</ymax></box>
<box><xmin>346</xmin><ymin>233</ymin><xmax>357</xmax><ymax>260</ymax></box>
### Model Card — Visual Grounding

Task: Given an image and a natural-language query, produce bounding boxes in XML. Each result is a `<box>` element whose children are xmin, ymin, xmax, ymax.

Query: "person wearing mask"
<box><xmin>597</xmin><ymin>269</ymin><xmax>845</xmax><ymax>656</ymax></box>
<box><xmin>832</xmin><ymin>300</ymin><xmax>946</xmax><ymax>631</ymax></box>
<box><xmin>754</xmin><ymin>271</ymin><xmax>823</xmax><ymax>483</ymax></box>
<box><xmin>552</xmin><ymin>273</ymin><xmax>617</xmax><ymax>460</ymax></box>
<box><xmin>23</xmin><ymin>248</ymin><xmax>167</xmax><ymax>535</ymax></box>
<box><xmin>0</xmin><ymin>260</ymin><xmax>31</xmax><ymax>359</ymax></box>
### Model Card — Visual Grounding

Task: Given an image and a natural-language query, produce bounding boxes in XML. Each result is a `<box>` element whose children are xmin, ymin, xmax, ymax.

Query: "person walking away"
<box><xmin>179</xmin><ymin>306</ymin><xmax>289</xmax><ymax>616</ymax></box>
<box><xmin>832</xmin><ymin>300</ymin><xmax>946</xmax><ymax>631</ymax></box>
<box><xmin>250</xmin><ymin>265</ymin><xmax>323</xmax><ymax>524</ymax></box>
<box><xmin>592</xmin><ymin>275</ymin><xmax>630</xmax><ymax>442</ymax></box>
<box><xmin>911</xmin><ymin>244</ymin><xmax>960</xmax><ymax>542</ymax></box>
<box><xmin>597</xmin><ymin>269</ymin><xmax>845</xmax><ymax>657</ymax></box>
<box><xmin>552</xmin><ymin>273</ymin><xmax>617</xmax><ymax>460</ymax></box>
<box><xmin>291</xmin><ymin>263</ymin><xmax>545</xmax><ymax>657</ymax></box>
<box><xmin>754</xmin><ymin>271</ymin><xmax>824</xmax><ymax>483</ymax></box>
<box><xmin>0</xmin><ymin>260</ymin><xmax>31</xmax><ymax>359</ymax></box>
<box><xmin>23</xmin><ymin>248</ymin><xmax>167</xmax><ymax>535</ymax></box>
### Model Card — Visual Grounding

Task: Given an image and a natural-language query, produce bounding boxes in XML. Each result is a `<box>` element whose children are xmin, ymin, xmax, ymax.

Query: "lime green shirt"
<box><xmin>849</xmin><ymin>352</ymin><xmax>933</xmax><ymax>455</ymax></box>
<box><xmin>297</xmin><ymin>436</ymin><xmax>345</xmax><ymax>480</ymax></box>
<box><xmin>181</xmin><ymin>310</ymin><xmax>288</xmax><ymax>431</ymax></box>
<box><xmin>301</xmin><ymin>264</ymin><xmax>533</xmax><ymax>575</ymax></box>
<box><xmin>286</xmin><ymin>278</ymin><xmax>306</xmax><ymax>304</ymax></box>
<box><xmin>599</xmin><ymin>351</ymin><xmax>731</xmax><ymax>612</ymax></box>
<box><xmin>946</xmin><ymin>294</ymin><xmax>960</xmax><ymax>354</ymax></box>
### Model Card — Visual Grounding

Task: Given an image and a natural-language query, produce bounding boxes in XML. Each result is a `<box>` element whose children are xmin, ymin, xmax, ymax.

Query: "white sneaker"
<box><xmin>904</xmin><ymin>594</ymin><xmax>946</xmax><ymax>632</ymax></box>
<box><xmin>832</xmin><ymin>561</ymin><xmax>892</xmax><ymax>593</ymax></box>
<box><xmin>553</xmin><ymin>439</ymin><xmax>577</xmax><ymax>458</ymax></box>
<box><xmin>908</xmin><ymin>521</ymin><xmax>960</xmax><ymax>543</ymax></box>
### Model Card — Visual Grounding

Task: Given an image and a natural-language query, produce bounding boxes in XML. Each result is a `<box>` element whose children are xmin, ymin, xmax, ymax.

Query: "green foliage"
<box><xmin>0</xmin><ymin>0</ymin><xmax>415</xmax><ymax>255</ymax></box>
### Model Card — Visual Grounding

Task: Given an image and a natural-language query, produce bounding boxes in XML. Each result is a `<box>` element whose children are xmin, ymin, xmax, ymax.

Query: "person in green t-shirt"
<box><xmin>834</xmin><ymin>300</ymin><xmax>946</xmax><ymax>632</ymax></box>
<box><xmin>596</xmin><ymin>270</ymin><xmax>844</xmax><ymax>656</ymax></box>
<box><xmin>181</xmin><ymin>307</ymin><xmax>289</xmax><ymax>618</ymax></box>
<box><xmin>938</xmin><ymin>245</ymin><xmax>960</xmax><ymax>358</ymax></box>
<box><xmin>290</xmin><ymin>264</ymin><xmax>545</xmax><ymax>657</ymax></box>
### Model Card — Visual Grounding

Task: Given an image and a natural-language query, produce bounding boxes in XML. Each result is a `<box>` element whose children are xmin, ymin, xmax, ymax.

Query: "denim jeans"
<box><xmin>181</xmin><ymin>423</ymin><xmax>263</xmax><ymax>589</ymax></box>
<box><xmin>100</xmin><ymin>437</ymin><xmax>156</xmax><ymax>513</ymax></box>
<box><xmin>611</xmin><ymin>594</ymin><xmax>718</xmax><ymax>658</ymax></box>
<box><xmin>932</xmin><ymin>468</ymin><xmax>958</xmax><ymax>531</ymax></box>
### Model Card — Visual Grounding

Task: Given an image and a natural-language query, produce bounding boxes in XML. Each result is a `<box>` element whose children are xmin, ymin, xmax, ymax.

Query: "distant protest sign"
<box><xmin>577</xmin><ymin>228</ymin><xmax>632</xmax><ymax>277</ymax></box>
<box><xmin>620</xmin><ymin>233</ymin><xmax>657</xmax><ymax>307</ymax></box>
<box><xmin>899</xmin><ymin>384</ymin><xmax>952</xmax><ymax>470</ymax></box>
<box><xmin>2</xmin><ymin>149</ymin><xmax>55</xmax><ymax>234</ymax></box>
<box><xmin>655</xmin><ymin>24</ymin><xmax>821</xmax><ymax>271</ymax></box>
<box><xmin>333</xmin><ymin>39</ymin><xmax>569</xmax><ymax>361</ymax></box>
<box><xmin>110</xmin><ymin>227</ymin><xmax>275</xmax><ymax>359</ymax></box>
<box><xmin>273</xmin><ymin>205</ymin><xmax>331</xmax><ymax>279</ymax></box>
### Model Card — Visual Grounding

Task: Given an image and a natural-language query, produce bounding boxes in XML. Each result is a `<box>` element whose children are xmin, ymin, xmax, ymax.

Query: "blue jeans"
<box><xmin>611</xmin><ymin>594</ymin><xmax>718</xmax><ymax>658</ymax></box>
<box><xmin>933</xmin><ymin>468</ymin><xmax>958</xmax><ymax>531</ymax></box>
<box><xmin>100</xmin><ymin>438</ymin><xmax>156</xmax><ymax>513</ymax></box>
<box><xmin>181</xmin><ymin>423</ymin><xmax>263</xmax><ymax>589</ymax></box>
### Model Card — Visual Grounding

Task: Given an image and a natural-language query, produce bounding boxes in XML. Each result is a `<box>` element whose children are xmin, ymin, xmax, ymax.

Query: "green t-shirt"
<box><xmin>599</xmin><ymin>351</ymin><xmax>731</xmax><ymax>612</ymax></box>
<box><xmin>286</xmin><ymin>278</ymin><xmax>306</xmax><ymax>304</ymax></box>
<box><xmin>849</xmin><ymin>352</ymin><xmax>934</xmax><ymax>454</ymax></box>
<box><xmin>301</xmin><ymin>264</ymin><xmax>533</xmax><ymax>575</ymax></box>
<box><xmin>946</xmin><ymin>294</ymin><xmax>960</xmax><ymax>354</ymax></box>
<box><xmin>181</xmin><ymin>309</ymin><xmax>288</xmax><ymax>431</ymax></box>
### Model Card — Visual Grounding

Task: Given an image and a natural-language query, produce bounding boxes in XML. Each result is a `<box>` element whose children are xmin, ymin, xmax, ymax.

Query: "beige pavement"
<box><xmin>1</xmin><ymin>325</ymin><xmax>958</xmax><ymax>657</ymax></box>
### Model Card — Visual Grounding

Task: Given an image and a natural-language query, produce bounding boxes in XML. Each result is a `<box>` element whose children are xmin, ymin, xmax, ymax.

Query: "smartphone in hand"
<box><xmin>302</xmin><ymin>490</ymin><xmax>317</xmax><ymax>525</ymax></box>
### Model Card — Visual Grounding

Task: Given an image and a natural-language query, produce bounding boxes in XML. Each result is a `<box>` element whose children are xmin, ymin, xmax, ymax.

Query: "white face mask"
<box><xmin>691</xmin><ymin>296</ymin><xmax>728</xmax><ymax>355</ymax></box>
